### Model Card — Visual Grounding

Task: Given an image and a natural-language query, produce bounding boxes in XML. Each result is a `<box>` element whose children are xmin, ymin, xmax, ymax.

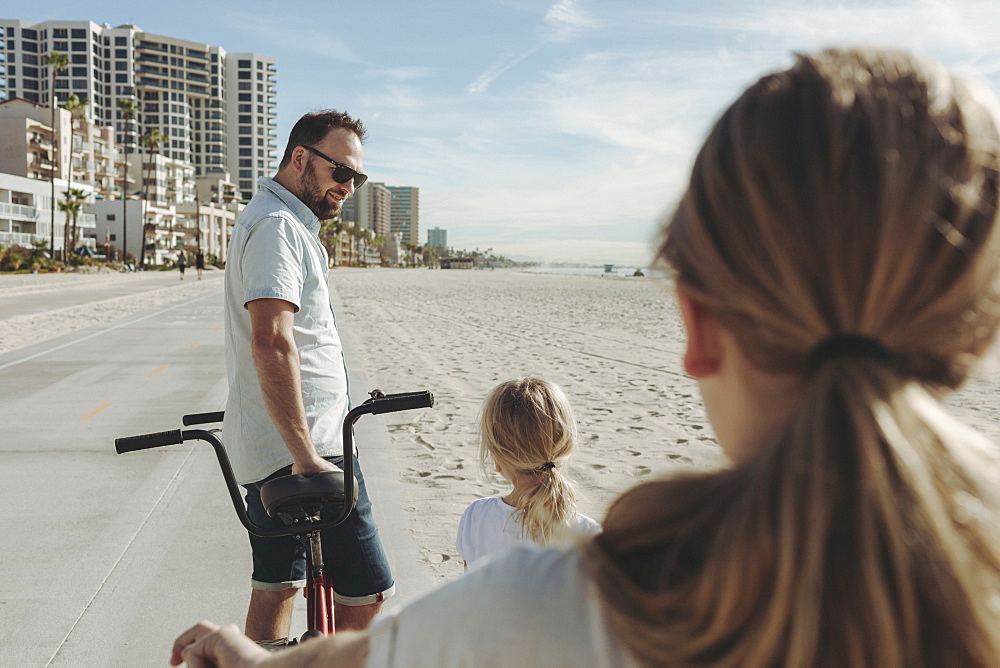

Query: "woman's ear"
<box><xmin>677</xmin><ymin>286</ymin><xmax>722</xmax><ymax>378</ymax></box>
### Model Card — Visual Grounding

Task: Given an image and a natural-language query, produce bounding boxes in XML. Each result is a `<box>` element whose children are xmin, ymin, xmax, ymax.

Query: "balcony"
<box><xmin>186</xmin><ymin>61</ymin><xmax>209</xmax><ymax>72</ymax></box>
<box><xmin>186</xmin><ymin>72</ymin><xmax>209</xmax><ymax>83</ymax></box>
<box><xmin>138</xmin><ymin>66</ymin><xmax>168</xmax><ymax>77</ymax></box>
<box><xmin>138</xmin><ymin>41</ymin><xmax>169</xmax><ymax>53</ymax></box>
<box><xmin>137</xmin><ymin>53</ymin><xmax>168</xmax><ymax>64</ymax></box>
<box><xmin>138</xmin><ymin>78</ymin><xmax>169</xmax><ymax>89</ymax></box>
<box><xmin>187</xmin><ymin>50</ymin><xmax>209</xmax><ymax>60</ymax></box>
<box><xmin>0</xmin><ymin>202</ymin><xmax>38</xmax><ymax>220</ymax></box>
<box><xmin>0</xmin><ymin>231</ymin><xmax>39</xmax><ymax>247</ymax></box>
<box><xmin>187</xmin><ymin>84</ymin><xmax>209</xmax><ymax>95</ymax></box>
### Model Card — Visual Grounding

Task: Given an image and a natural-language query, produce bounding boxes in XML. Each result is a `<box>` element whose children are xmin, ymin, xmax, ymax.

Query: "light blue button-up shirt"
<box><xmin>223</xmin><ymin>177</ymin><xmax>350</xmax><ymax>484</ymax></box>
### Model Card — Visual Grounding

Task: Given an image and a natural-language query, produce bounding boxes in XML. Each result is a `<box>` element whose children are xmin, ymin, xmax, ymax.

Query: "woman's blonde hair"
<box><xmin>584</xmin><ymin>48</ymin><xmax>1000</xmax><ymax>666</ymax></box>
<box><xmin>480</xmin><ymin>378</ymin><xmax>579</xmax><ymax>543</ymax></box>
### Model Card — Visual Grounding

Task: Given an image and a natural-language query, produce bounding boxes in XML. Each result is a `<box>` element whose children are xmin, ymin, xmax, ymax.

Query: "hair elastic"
<box><xmin>807</xmin><ymin>334</ymin><xmax>892</xmax><ymax>372</ymax></box>
<box><xmin>538</xmin><ymin>462</ymin><xmax>556</xmax><ymax>473</ymax></box>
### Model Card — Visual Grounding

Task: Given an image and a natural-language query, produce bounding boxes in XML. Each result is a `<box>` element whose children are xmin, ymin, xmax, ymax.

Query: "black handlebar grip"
<box><xmin>182</xmin><ymin>411</ymin><xmax>225</xmax><ymax>426</ymax></box>
<box><xmin>370</xmin><ymin>391</ymin><xmax>434</xmax><ymax>415</ymax></box>
<box><xmin>115</xmin><ymin>429</ymin><xmax>185</xmax><ymax>454</ymax></box>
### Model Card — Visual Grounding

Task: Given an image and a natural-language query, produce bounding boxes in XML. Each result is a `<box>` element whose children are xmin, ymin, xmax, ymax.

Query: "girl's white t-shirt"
<box><xmin>456</xmin><ymin>496</ymin><xmax>601</xmax><ymax>568</ymax></box>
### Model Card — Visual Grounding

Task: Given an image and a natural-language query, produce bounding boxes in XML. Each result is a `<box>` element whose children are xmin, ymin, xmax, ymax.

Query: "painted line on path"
<box><xmin>79</xmin><ymin>402</ymin><xmax>113</xmax><ymax>421</ymax></box>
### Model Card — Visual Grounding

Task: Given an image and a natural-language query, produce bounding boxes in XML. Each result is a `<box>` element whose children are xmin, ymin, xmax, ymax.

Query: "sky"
<box><xmin>23</xmin><ymin>0</ymin><xmax>1000</xmax><ymax>265</ymax></box>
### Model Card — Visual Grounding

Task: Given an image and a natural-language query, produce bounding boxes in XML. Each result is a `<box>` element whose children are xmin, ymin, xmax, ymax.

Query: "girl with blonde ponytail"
<box><xmin>457</xmin><ymin>378</ymin><xmax>600</xmax><ymax>569</ymax></box>
<box><xmin>171</xmin><ymin>47</ymin><xmax>1000</xmax><ymax>667</ymax></box>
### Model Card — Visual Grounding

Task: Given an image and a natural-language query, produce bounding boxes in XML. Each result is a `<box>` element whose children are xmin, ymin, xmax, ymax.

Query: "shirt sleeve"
<box><xmin>455</xmin><ymin>502</ymin><xmax>475</xmax><ymax>563</ymax></box>
<box><xmin>240</xmin><ymin>214</ymin><xmax>305</xmax><ymax>311</ymax></box>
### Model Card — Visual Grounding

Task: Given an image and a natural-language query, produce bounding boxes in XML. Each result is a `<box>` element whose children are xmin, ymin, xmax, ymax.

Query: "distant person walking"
<box><xmin>195</xmin><ymin>250</ymin><xmax>205</xmax><ymax>280</ymax></box>
<box><xmin>220</xmin><ymin>110</ymin><xmax>388</xmax><ymax>645</ymax></box>
<box><xmin>457</xmin><ymin>378</ymin><xmax>600</xmax><ymax>570</ymax></box>
<box><xmin>176</xmin><ymin>251</ymin><xmax>187</xmax><ymax>279</ymax></box>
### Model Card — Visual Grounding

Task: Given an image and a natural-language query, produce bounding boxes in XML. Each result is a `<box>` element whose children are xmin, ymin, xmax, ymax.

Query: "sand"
<box><xmin>330</xmin><ymin>267</ymin><xmax>1000</xmax><ymax>582</ymax></box>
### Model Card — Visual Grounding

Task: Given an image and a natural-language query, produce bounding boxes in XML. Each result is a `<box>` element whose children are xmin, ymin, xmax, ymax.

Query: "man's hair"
<box><xmin>279</xmin><ymin>110</ymin><xmax>366</xmax><ymax>169</ymax></box>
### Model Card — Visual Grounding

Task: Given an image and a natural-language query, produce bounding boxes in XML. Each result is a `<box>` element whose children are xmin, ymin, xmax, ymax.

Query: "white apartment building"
<box><xmin>0</xmin><ymin>19</ymin><xmax>277</xmax><ymax>201</ymax></box>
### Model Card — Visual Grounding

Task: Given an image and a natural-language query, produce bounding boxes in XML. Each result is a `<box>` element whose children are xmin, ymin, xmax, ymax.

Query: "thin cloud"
<box><xmin>466</xmin><ymin>0</ymin><xmax>597</xmax><ymax>93</ymax></box>
<box><xmin>467</xmin><ymin>47</ymin><xmax>540</xmax><ymax>93</ymax></box>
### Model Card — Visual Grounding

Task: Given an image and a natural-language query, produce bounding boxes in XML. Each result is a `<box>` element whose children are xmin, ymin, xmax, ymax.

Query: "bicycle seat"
<box><xmin>260</xmin><ymin>471</ymin><xmax>356</xmax><ymax>519</ymax></box>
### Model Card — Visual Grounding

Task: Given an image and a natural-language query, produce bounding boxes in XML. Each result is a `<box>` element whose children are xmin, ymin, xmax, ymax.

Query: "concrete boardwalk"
<box><xmin>0</xmin><ymin>280</ymin><xmax>437</xmax><ymax>666</ymax></box>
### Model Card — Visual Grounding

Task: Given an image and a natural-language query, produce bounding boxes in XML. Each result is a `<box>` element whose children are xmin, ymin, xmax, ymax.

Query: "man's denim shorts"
<box><xmin>242</xmin><ymin>455</ymin><xmax>395</xmax><ymax>606</ymax></box>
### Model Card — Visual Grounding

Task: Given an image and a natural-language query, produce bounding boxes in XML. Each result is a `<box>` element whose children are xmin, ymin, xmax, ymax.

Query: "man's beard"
<box><xmin>298</xmin><ymin>159</ymin><xmax>343</xmax><ymax>220</ymax></box>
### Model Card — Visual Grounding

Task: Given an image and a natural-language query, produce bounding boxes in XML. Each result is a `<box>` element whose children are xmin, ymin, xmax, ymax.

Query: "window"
<box><xmin>238</xmin><ymin>59</ymin><xmax>250</xmax><ymax>68</ymax></box>
<box><xmin>24</xmin><ymin>66</ymin><xmax>38</xmax><ymax>77</ymax></box>
<box><xmin>238</xmin><ymin>115</ymin><xmax>250</xmax><ymax>123</ymax></box>
<box><xmin>239</xmin><ymin>159</ymin><xmax>251</xmax><ymax>167</ymax></box>
<box><xmin>72</xmin><ymin>66</ymin><xmax>86</xmax><ymax>76</ymax></box>
<box><xmin>72</xmin><ymin>29</ymin><xmax>86</xmax><ymax>39</ymax></box>
<box><xmin>238</xmin><ymin>93</ymin><xmax>250</xmax><ymax>101</ymax></box>
<box><xmin>237</xmin><ymin>81</ymin><xmax>250</xmax><ymax>90</ymax></box>
<box><xmin>115</xmin><ymin>73</ymin><xmax>128</xmax><ymax>82</ymax></box>
<box><xmin>71</xmin><ymin>41</ymin><xmax>86</xmax><ymax>52</ymax></box>
<box><xmin>237</xmin><ymin>71</ymin><xmax>250</xmax><ymax>79</ymax></box>
<box><xmin>239</xmin><ymin>169</ymin><xmax>252</xmax><ymax>178</ymax></box>
<box><xmin>71</xmin><ymin>54</ymin><xmax>86</xmax><ymax>64</ymax></box>
<box><xmin>238</xmin><ymin>137</ymin><xmax>251</xmax><ymax>145</ymax></box>
<box><xmin>115</xmin><ymin>61</ymin><xmax>127</xmax><ymax>70</ymax></box>
<box><xmin>72</xmin><ymin>79</ymin><xmax>87</xmax><ymax>89</ymax></box>
<box><xmin>53</xmin><ymin>29</ymin><xmax>67</xmax><ymax>38</ymax></box>
<box><xmin>115</xmin><ymin>36</ymin><xmax>127</xmax><ymax>46</ymax></box>
<box><xmin>115</xmin><ymin>48</ymin><xmax>127</xmax><ymax>58</ymax></box>
<box><xmin>22</xmin><ymin>29</ymin><xmax>38</xmax><ymax>40</ymax></box>
<box><xmin>239</xmin><ymin>148</ymin><xmax>251</xmax><ymax>156</ymax></box>
<box><xmin>106</xmin><ymin>213</ymin><xmax>116</xmax><ymax>220</ymax></box>
<box><xmin>54</xmin><ymin>41</ymin><xmax>69</xmax><ymax>51</ymax></box>
<box><xmin>22</xmin><ymin>41</ymin><xmax>37</xmax><ymax>53</ymax></box>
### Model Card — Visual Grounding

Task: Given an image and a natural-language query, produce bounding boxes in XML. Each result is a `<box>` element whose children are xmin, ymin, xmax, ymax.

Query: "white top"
<box><xmin>223</xmin><ymin>178</ymin><xmax>350</xmax><ymax>484</ymax></box>
<box><xmin>367</xmin><ymin>546</ymin><xmax>638</xmax><ymax>668</ymax></box>
<box><xmin>456</xmin><ymin>496</ymin><xmax>601</xmax><ymax>568</ymax></box>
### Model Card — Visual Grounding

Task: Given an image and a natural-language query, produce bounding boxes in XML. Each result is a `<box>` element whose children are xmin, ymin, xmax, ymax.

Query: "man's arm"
<box><xmin>247</xmin><ymin>298</ymin><xmax>338</xmax><ymax>476</ymax></box>
<box><xmin>170</xmin><ymin>621</ymin><xmax>369</xmax><ymax>667</ymax></box>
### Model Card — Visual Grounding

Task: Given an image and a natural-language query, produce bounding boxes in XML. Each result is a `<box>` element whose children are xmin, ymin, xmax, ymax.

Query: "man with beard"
<box><xmin>222</xmin><ymin>111</ymin><xmax>390</xmax><ymax>646</ymax></box>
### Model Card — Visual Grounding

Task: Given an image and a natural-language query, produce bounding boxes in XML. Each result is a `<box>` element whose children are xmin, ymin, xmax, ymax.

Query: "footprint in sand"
<box><xmin>632</xmin><ymin>466</ymin><xmax>652</xmax><ymax>477</ymax></box>
<box><xmin>427</xmin><ymin>554</ymin><xmax>451</xmax><ymax>564</ymax></box>
<box><xmin>590</xmin><ymin>463</ymin><xmax>607</xmax><ymax>470</ymax></box>
<box><xmin>432</xmin><ymin>474</ymin><xmax>466</xmax><ymax>481</ymax></box>
<box><xmin>443</xmin><ymin>459</ymin><xmax>464</xmax><ymax>471</ymax></box>
<box><xmin>387</xmin><ymin>423</ymin><xmax>415</xmax><ymax>434</ymax></box>
<box><xmin>413</xmin><ymin>435</ymin><xmax>436</xmax><ymax>451</ymax></box>
<box><xmin>667</xmin><ymin>454</ymin><xmax>693</xmax><ymax>463</ymax></box>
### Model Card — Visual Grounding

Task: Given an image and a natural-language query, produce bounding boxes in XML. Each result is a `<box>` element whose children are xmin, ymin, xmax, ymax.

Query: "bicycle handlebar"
<box><xmin>182</xmin><ymin>411</ymin><xmax>225</xmax><ymax>426</ymax></box>
<box><xmin>114</xmin><ymin>389</ymin><xmax>434</xmax><ymax>538</ymax></box>
<box><xmin>115</xmin><ymin>429</ymin><xmax>185</xmax><ymax>453</ymax></box>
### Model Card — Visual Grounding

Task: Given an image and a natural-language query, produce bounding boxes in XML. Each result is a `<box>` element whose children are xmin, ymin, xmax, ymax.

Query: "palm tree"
<box><xmin>43</xmin><ymin>50</ymin><xmax>69</xmax><ymax>260</ymax></box>
<box><xmin>58</xmin><ymin>188</ymin><xmax>87</xmax><ymax>258</ymax></box>
<box><xmin>138</xmin><ymin>127</ymin><xmax>166</xmax><ymax>269</ymax></box>
<box><xmin>63</xmin><ymin>94</ymin><xmax>89</xmax><ymax>252</ymax></box>
<box><xmin>117</xmin><ymin>97</ymin><xmax>139</xmax><ymax>265</ymax></box>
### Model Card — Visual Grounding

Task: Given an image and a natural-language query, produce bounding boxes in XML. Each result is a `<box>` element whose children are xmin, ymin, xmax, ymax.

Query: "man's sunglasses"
<box><xmin>300</xmin><ymin>145</ymin><xmax>368</xmax><ymax>188</ymax></box>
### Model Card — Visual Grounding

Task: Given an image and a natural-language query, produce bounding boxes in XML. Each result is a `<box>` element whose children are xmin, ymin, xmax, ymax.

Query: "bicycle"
<box><xmin>115</xmin><ymin>389</ymin><xmax>434</xmax><ymax>643</ymax></box>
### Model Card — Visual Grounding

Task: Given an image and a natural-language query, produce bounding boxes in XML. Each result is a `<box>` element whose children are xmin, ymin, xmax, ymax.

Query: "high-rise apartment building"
<box><xmin>387</xmin><ymin>185</ymin><xmax>419</xmax><ymax>246</ymax></box>
<box><xmin>427</xmin><ymin>226</ymin><xmax>447</xmax><ymax>251</ymax></box>
<box><xmin>343</xmin><ymin>181</ymin><xmax>391</xmax><ymax>237</ymax></box>
<box><xmin>0</xmin><ymin>19</ymin><xmax>277</xmax><ymax>201</ymax></box>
